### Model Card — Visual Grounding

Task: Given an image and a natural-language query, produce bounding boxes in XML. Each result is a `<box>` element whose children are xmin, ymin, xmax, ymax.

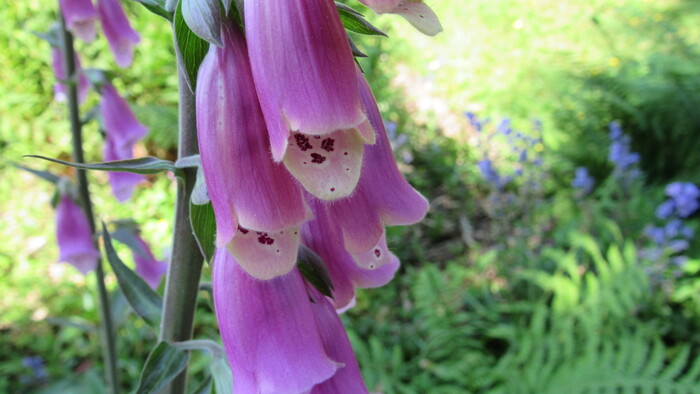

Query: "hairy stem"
<box><xmin>58</xmin><ymin>12</ymin><xmax>120</xmax><ymax>394</ymax></box>
<box><xmin>159</xmin><ymin>39</ymin><xmax>204</xmax><ymax>393</ymax></box>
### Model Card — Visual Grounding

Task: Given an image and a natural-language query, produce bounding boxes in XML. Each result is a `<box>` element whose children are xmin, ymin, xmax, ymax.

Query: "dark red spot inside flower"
<box><xmin>330</xmin><ymin>188</ymin><xmax>335</xmax><ymax>192</ymax></box>
<box><xmin>374</xmin><ymin>249</ymin><xmax>381</xmax><ymax>257</ymax></box>
<box><xmin>311</xmin><ymin>153</ymin><xmax>326</xmax><ymax>164</ymax></box>
<box><xmin>314</xmin><ymin>136</ymin><xmax>321</xmax><ymax>139</ymax></box>
<box><xmin>344</xmin><ymin>152</ymin><xmax>348</xmax><ymax>155</ymax></box>
<box><xmin>238</xmin><ymin>226</ymin><xmax>249</xmax><ymax>234</ymax></box>
<box><xmin>294</xmin><ymin>134</ymin><xmax>312</xmax><ymax>151</ymax></box>
<box><xmin>257</xmin><ymin>234</ymin><xmax>274</xmax><ymax>245</ymax></box>
<box><xmin>321</xmin><ymin>138</ymin><xmax>335</xmax><ymax>152</ymax></box>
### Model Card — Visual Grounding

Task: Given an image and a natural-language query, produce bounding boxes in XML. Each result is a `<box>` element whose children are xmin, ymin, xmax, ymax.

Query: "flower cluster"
<box><xmin>572</xmin><ymin>167</ymin><xmax>595</xmax><ymax>196</ymax></box>
<box><xmin>608</xmin><ymin>121</ymin><xmax>641</xmax><ymax>183</ymax></box>
<box><xmin>643</xmin><ymin>182</ymin><xmax>699</xmax><ymax>276</ymax></box>
<box><xmin>59</xmin><ymin>0</ymin><xmax>140</xmax><ymax>67</ymax></box>
<box><xmin>196</xmin><ymin>2</ymin><xmax>434</xmax><ymax>392</ymax></box>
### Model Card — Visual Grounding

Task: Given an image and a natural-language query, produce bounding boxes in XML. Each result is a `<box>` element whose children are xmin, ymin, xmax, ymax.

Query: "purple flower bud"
<box><xmin>665</xmin><ymin>219</ymin><xmax>683</xmax><ymax>238</ymax></box>
<box><xmin>103</xmin><ymin>136</ymin><xmax>145</xmax><ymax>202</ymax></box>
<box><xmin>357</xmin><ymin>0</ymin><xmax>443</xmax><ymax>36</ymax></box>
<box><xmin>131</xmin><ymin>234</ymin><xmax>167</xmax><ymax>289</ymax></box>
<box><xmin>644</xmin><ymin>225</ymin><xmax>666</xmax><ymax>245</ymax></box>
<box><xmin>478</xmin><ymin>159</ymin><xmax>502</xmax><ymax>188</ymax></box>
<box><xmin>56</xmin><ymin>195</ymin><xmax>100</xmax><ymax>274</ymax></box>
<box><xmin>245</xmin><ymin>0</ymin><xmax>375</xmax><ymax>164</ymax></box>
<box><xmin>212</xmin><ymin>249</ymin><xmax>339</xmax><ymax>393</ymax></box>
<box><xmin>196</xmin><ymin>22</ymin><xmax>309</xmax><ymax>280</ymax></box>
<box><xmin>51</xmin><ymin>46</ymin><xmax>90</xmax><ymax>104</ymax></box>
<box><xmin>97</xmin><ymin>0</ymin><xmax>141</xmax><ymax>68</ymax></box>
<box><xmin>59</xmin><ymin>0</ymin><xmax>99</xmax><ymax>42</ymax></box>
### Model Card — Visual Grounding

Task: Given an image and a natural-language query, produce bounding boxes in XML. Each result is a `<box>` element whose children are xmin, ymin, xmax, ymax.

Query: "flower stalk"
<box><xmin>158</xmin><ymin>34</ymin><xmax>204</xmax><ymax>394</ymax></box>
<box><xmin>57</xmin><ymin>11</ymin><xmax>119</xmax><ymax>394</ymax></box>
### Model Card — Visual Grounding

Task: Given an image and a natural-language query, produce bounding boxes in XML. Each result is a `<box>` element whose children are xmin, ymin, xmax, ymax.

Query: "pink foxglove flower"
<box><xmin>51</xmin><ymin>46</ymin><xmax>90</xmax><ymax>104</ymax></box>
<box><xmin>59</xmin><ymin>0</ymin><xmax>99</xmax><ymax>42</ymax></box>
<box><xmin>245</xmin><ymin>0</ymin><xmax>375</xmax><ymax>200</ymax></box>
<box><xmin>213</xmin><ymin>249</ymin><xmax>339</xmax><ymax>393</ymax></box>
<box><xmin>100</xmin><ymin>83</ymin><xmax>148</xmax><ymax>202</ymax></box>
<box><xmin>131</xmin><ymin>234</ymin><xmax>167</xmax><ymax>289</ymax></box>
<box><xmin>358</xmin><ymin>0</ymin><xmax>443</xmax><ymax>36</ymax></box>
<box><xmin>97</xmin><ymin>0</ymin><xmax>141</xmax><ymax>68</ymax></box>
<box><xmin>196</xmin><ymin>22</ymin><xmax>309</xmax><ymax>280</ymax></box>
<box><xmin>56</xmin><ymin>195</ymin><xmax>100</xmax><ymax>274</ymax></box>
<box><xmin>303</xmin><ymin>198</ymin><xmax>400</xmax><ymax>310</ymax></box>
<box><xmin>327</xmin><ymin>71</ymin><xmax>429</xmax><ymax>254</ymax></box>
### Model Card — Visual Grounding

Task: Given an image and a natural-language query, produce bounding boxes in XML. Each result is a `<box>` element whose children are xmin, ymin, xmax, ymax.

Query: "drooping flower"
<box><xmin>357</xmin><ymin>0</ymin><xmax>443</xmax><ymax>36</ymax></box>
<box><xmin>56</xmin><ymin>195</ymin><xmax>100</xmax><ymax>274</ymax></box>
<box><xmin>245</xmin><ymin>0</ymin><xmax>375</xmax><ymax>199</ymax></box>
<box><xmin>130</xmin><ymin>233</ymin><xmax>167</xmax><ymax>289</ymax></box>
<box><xmin>212</xmin><ymin>249</ymin><xmax>338</xmax><ymax>394</ymax></box>
<box><xmin>97</xmin><ymin>0</ymin><xmax>141</xmax><ymax>68</ymax></box>
<box><xmin>324</xmin><ymin>72</ymin><xmax>429</xmax><ymax>254</ymax></box>
<box><xmin>100</xmin><ymin>83</ymin><xmax>148</xmax><ymax>202</ymax></box>
<box><xmin>196</xmin><ymin>22</ymin><xmax>309</xmax><ymax>280</ymax></box>
<box><xmin>51</xmin><ymin>46</ymin><xmax>90</xmax><ymax>104</ymax></box>
<box><xmin>303</xmin><ymin>198</ymin><xmax>400</xmax><ymax>310</ymax></box>
<box><xmin>665</xmin><ymin>182</ymin><xmax>699</xmax><ymax>218</ymax></box>
<box><xmin>59</xmin><ymin>0</ymin><xmax>99</xmax><ymax>42</ymax></box>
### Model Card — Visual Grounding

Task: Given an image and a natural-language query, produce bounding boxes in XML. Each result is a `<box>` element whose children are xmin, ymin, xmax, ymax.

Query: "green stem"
<box><xmin>57</xmin><ymin>12</ymin><xmax>120</xmax><ymax>394</ymax></box>
<box><xmin>159</xmin><ymin>37</ymin><xmax>204</xmax><ymax>394</ymax></box>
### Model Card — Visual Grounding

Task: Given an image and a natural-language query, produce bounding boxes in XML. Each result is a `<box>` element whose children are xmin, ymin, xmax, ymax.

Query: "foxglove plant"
<box><xmin>55</xmin><ymin>192</ymin><xmax>100</xmax><ymax>274</ymax></box>
<box><xmin>130</xmin><ymin>233</ymin><xmax>168</xmax><ymax>289</ymax></box>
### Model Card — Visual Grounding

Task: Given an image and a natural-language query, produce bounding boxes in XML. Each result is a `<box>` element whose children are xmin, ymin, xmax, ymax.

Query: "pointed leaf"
<box><xmin>297</xmin><ymin>245</ymin><xmax>335</xmax><ymax>298</ymax></box>
<box><xmin>25</xmin><ymin>155</ymin><xmax>178</xmax><ymax>175</ymax></box>
<box><xmin>181</xmin><ymin>0</ymin><xmax>223</xmax><ymax>47</ymax></box>
<box><xmin>348</xmin><ymin>37</ymin><xmax>367</xmax><ymax>58</ymax></box>
<box><xmin>136</xmin><ymin>342</ymin><xmax>189</xmax><ymax>394</ymax></box>
<box><xmin>174</xmin><ymin>0</ymin><xmax>210</xmax><ymax>92</ymax></box>
<box><xmin>102</xmin><ymin>222</ymin><xmax>163</xmax><ymax>327</ymax></box>
<box><xmin>337</xmin><ymin>6</ymin><xmax>387</xmax><ymax>36</ymax></box>
<box><xmin>133</xmin><ymin>0</ymin><xmax>173</xmax><ymax>21</ymax></box>
<box><xmin>190</xmin><ymin>201</ymin><xmax>216</xmax><ymax>262</ymax></box>
<box><xmin>12</xmin><ymin>163</ymin><xmax>61</xmax><ymax>184</ymax></box>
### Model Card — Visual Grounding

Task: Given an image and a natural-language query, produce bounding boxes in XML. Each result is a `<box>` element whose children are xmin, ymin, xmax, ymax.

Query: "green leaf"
<box><xmin>136</xmin><ymin>342</ymin><xmax>189</xmax><ymax>394</ymax></box>
<box><xmin>172</xmin><ymin>340</ymin><xmax>233</xmax><ymax>394</ymax></box>
<box><xmin>348</xmin><ymin>37</ymin><xmax>368</xmax><ymax>58</ymax></box>
<box><xmin>133</xmin><ymin>0</ymin><xmax>173</xmax><ymax>21</ymax></box>
<box><xmin>192</xmin><ymin>375</ymin><xmax>213</xmax><ymax>394</ymax></box>
<box><xmin>25</xmin><ymin>155</ymin><xmax>178</xmax><ymax>175</ymax></box>
<box><xmin>174</xmin><ymin>0</ymin><xmax>211</xmax><ymax>92</ymax></box>
<box><xmin>297</xmin><ymin>245</ymin><xmax>335</xmax><ymax>298</ymax></box>
<box><xmin>337</xmin><ymin>6</ymin><xmax>387</xmax><ymax>37</ymax></box>
<box><xmin>102</xmin><ymin>222</ymin><xmax>163</xmax><ymax>327</ymax></box>
<box><xmin>190</xmin><ymin>201</ymin><xmax>216</xmax><ymax>263</ymax></box>
<box><xmin>12</xmin><ymin>162</ymin><xmax>60</xmax><ymax>184</ymax></box>
<box><xmin>181</xmin><ymin>0</ymin><xmax>223</xmax><ymax>47</ymax></box>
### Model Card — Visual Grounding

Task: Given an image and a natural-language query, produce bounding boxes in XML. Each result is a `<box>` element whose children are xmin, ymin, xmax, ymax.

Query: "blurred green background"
<box><xmin>2</xmin><ymin>0</ymin><xmax>700</xmax><ymax>392</ymax></box>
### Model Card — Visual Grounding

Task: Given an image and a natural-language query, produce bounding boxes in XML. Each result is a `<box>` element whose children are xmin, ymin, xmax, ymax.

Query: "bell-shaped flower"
<box><xmin>357</xmin><ymin>0</ymin><xmax>443</xmax><ymax>36</ymax></box>
<box><xmin>55</xmin><ymin>195</ymin><xmax>100</xmax><ymax>274</ymax></box>
<box><xmin>196</xmin><ymin>22</ymin><xmax>309</xmax><ymax>280</ymax></box>
<box><xmin>51</xmin><ymin>46</ymin><xmax>90</xmax><ymax>104</ymax></box>
<box><xmin>100</xmin><ymin>83</ymin><xmax>148</xmax><ymax>148</ymax></box>
<box><xmin>327</xmin><ymin>72</ymin><xmax>429</xmax><ymax>254</ymax></box>
<box><xmin>212</xmin><ymin>248</ymin><xmax>338</xmax><ymax>394</ymax></box>
<box><xmin>303</xmin><ymin>198</ymin><xmax>400</xmax><ymax>310</ymax></box>
<box><xmin>97</xmin><ymin>0</ymin><xmax>141</xmax><ymax>68</ymax></box>
<box><xmin>245</xmin><ymin>0</ymin><xmax>375</xmax><ymax>199</ymax></box>
<box><xmin>103</xmin><ymin>135</ymin><xmax>146</xmax><ymax>202</ymax></box>
<box><xmin>59</xmin><ymin>0</ymin><xmax>99</xmax><ymax>42</ymax></box>
<box><xmin>130</xmin><ymin>233</ymin><xmax>167</xmax><ymax>289</ymax></box>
